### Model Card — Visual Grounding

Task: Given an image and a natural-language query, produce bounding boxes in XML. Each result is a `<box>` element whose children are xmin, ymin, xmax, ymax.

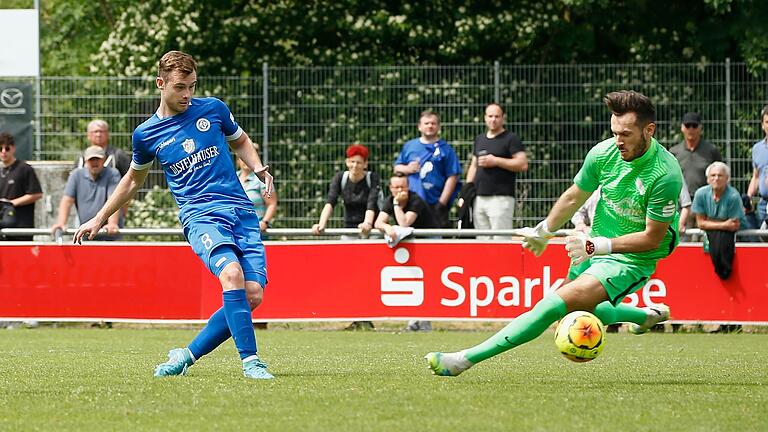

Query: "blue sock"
<box><xmin>222</xmin><ymin>289</ymin><xmax>258</xmax><ymax>361</ymax></box>
<box><xmin>188</xmin><ymin>307</ymin><xmax>231</xmax><ymax>361</ymax></box>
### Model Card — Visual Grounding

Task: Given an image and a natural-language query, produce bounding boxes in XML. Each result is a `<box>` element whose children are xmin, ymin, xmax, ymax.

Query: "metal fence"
<box><xmin>4</xmin><ymin>61</ymin><xmax>768</xmax><ymax>228</ymax></box>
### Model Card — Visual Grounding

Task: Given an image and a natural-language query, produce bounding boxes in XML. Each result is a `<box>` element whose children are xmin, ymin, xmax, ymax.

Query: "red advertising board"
<box><xmin>0</xmin><ymin>241</ymin><xmax>766</xmax><ymax>323</ymax></box>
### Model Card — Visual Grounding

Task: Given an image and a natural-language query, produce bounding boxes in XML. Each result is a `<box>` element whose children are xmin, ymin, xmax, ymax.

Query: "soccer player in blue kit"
<box><xmin>74</xmin><ymin>50</ymin><xmax>275</xmax><ymax>379</ymax></box>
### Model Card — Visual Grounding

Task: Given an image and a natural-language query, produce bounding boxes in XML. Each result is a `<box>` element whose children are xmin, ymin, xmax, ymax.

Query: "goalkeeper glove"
<box><xmin>565</xmin><ymin>233</ymin><xmax>611</xmax><ymax>265</ymax></box>
<box><xmin>520</xmin><ymin>220</ymin><xmax>555</xmax><ymax>256</ymax></box>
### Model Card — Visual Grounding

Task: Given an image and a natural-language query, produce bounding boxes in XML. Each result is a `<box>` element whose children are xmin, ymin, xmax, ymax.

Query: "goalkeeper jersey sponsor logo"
<box><xmin>662</xmin><ymin>200</ymin><xmax>675</xmax><ymax>218</ymax></box>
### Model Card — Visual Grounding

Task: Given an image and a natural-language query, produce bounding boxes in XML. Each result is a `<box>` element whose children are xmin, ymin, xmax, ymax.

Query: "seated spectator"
<box><xmin>51</xmin><ymin>145</ymin><xmax>121</xmax><ymax>240</ymax></box>
<box><xmin>312</xmin><ymin>144</ymin><xmax>380</xmax><ymax>238</ymax></box>
<box><xmin>375</xmin><ymin>173</ymin><xmax>436</xmax><ymax>332</ymax></box>
<box><xmin>693</xmin><ymin>161</ymin><xmax>747</xmax><ymax>280</ymax></box>
<box><xmin>0</xmin><ymin>132</ymin><xmax>43</xmax><ymax>241</ymax></box>
<box><xmin>237</xmin><ymin>144</ymin><xmax>277</xmax><ymax>233</ymax></box>
<box><xmin>692</xmin><ymin>161</ymin><xmax>745</xmax><ymax>333</ymax></box>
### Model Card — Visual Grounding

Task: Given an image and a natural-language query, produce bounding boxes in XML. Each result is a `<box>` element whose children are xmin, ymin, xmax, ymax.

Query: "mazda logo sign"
<box><xmin>0</xmin><ymin>88</ymin><xmax>24</xmax><ymax>108</ymax></box>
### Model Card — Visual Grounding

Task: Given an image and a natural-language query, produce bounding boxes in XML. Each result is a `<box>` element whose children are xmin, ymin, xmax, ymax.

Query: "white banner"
<box><xmin>0</xmin><ymin>9</ymin><xmax>39</xmax><ymax>77</ymax></box>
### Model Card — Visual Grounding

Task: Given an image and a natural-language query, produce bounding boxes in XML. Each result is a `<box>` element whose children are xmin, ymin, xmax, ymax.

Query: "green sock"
<box><xmin>464</xmin><ymin>294</ymin><xmax>567</xmax><ymax>364</ymax></box>
<box><xmin>592</xmin><ymin>301</ymin><xmax>648</xmax><ymax>325</ymax></box>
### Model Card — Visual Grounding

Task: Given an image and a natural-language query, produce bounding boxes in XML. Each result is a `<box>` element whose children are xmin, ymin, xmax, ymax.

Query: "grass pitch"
<box><xmin>0</xmin><ymin>327</ymin><xmax>766</xmax><ymax>431</ymax></box>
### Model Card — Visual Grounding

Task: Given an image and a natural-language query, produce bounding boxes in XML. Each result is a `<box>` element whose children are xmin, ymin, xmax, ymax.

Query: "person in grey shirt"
<box><xmin>53</xmin><ymin>145</ymin><xmax>121</xmax><ymax>240</ymax></box>
<box><xmin>668</xmin><ymin>112</ymin><xmax>721</xmax><ymax>229</ymax></box>
<box><xmin>668</xmin><ymin>112</ymin><xmax>722</xmax><ymax>197</ymax></box>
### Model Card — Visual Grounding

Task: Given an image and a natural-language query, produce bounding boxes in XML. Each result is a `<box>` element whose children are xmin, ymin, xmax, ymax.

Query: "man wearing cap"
<box><xmin>75</xmin><ymin>120</ymin><xmax>131</xmax><ymax>177</ymax></box>
<box><xmin>52</xmin><ymin>145</ymin><xmax>121</xmax><ymax>240</ymax></box>
<box><xmin>668</xmin><ymin>112</ymin><xmax>722</xmax><ymax>232</ymax></box>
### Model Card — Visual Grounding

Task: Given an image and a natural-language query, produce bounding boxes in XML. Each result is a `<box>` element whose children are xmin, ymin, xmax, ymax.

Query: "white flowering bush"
<box><xmin>125</xmin><ymin>185</ymin><xmax>181</xmax><ymax>241</ymax></box>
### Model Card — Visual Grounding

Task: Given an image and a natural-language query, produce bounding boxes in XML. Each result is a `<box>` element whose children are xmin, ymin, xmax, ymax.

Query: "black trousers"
<box><xmin>706</xmin><ymin>230</ymin><xmax>736</xmax><ymax>280</ymax></box>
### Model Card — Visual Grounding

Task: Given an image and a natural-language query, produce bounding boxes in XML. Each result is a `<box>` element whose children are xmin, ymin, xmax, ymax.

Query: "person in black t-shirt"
<box><xmin>375</xmin><ymin>173</ymin><xmax>437</xmax><ymax>237</ymax></box>
<box><xmin>0</xmin><ymin>132</ymin><xmax>43</xmax><ymax>241</ymax></box>
<box><xmin>375</xmin><ymin>173</ymin><xmax>436</xmax><ymax>332</ymax></box>
<box><xmin>465</xmin><ymin>103</ymin><xmax>528</xmax><ymax>239</ymax></box>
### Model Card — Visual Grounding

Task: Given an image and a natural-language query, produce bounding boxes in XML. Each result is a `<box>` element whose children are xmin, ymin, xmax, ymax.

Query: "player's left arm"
<box><xmin>230</xmin><ymin>133</ymin><xmax>273</xmax><ymax>197</ymax></box>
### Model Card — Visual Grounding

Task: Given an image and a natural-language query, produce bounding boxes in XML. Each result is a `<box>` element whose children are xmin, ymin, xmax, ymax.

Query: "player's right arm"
<box><xmin>73</xmin><ymin>167</ymin><xmax>149</xmax><ymax>244</ymax></box>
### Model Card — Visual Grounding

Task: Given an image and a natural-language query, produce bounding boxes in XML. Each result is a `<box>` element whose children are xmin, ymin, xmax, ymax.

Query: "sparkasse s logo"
<box><xmin>380</xmin><ymin>248</ymin><xmax>424</xmax><ymax>306</ymax></box>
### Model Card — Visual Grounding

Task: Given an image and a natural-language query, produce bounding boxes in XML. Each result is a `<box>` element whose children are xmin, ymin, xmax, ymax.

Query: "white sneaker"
<box><xmin>629</xmin><ymin>304</ymin><xmax>671</xmax><ymax>334</ymax></box>
<box><xmin>424</xmin><ymin>351</ymin><xmax>473</xmax><ymax>376</ymax></box>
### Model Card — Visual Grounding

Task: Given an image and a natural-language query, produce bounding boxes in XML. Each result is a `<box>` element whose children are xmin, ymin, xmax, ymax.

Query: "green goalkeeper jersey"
<box><xmin>574</xmin><ymin>137</ymin><xmax>683</xmax><ymax>262</ymax></box>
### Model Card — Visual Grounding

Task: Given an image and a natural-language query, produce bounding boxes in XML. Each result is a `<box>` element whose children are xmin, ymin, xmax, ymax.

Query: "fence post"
<box><xmin>494</xmin><ymin>61</ymin><xmax>500</xmax><ymax>103</ymax></box>
<box><xmin>262</xmin><ymin>62</ymin><xmax>269</xmax><ymax>165</ymax></box>
<box><xmin>725</xmin><ymin>58</ymin><xmax>732</xmax><ymax>166</ymax></box>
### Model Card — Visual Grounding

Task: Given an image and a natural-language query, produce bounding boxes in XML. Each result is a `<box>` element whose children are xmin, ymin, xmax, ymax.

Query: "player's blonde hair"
<box><xmin>158</xmin><ymin>51</ymin><xmax>197</xmax><ymax>80</ymax></box>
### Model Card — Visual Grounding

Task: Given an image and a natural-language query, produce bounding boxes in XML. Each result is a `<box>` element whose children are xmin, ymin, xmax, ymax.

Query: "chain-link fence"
<box><xmin>3</xmin><ymin>61</ymin><xmax>768</xmax><ymax>229</ymax></box>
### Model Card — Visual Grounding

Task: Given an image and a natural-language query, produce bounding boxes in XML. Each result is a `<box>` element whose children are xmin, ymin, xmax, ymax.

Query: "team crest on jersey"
<box><xmin>196</xmin><ymin>118</ymin><xmax>211</xmax><ymax>132</ymax></box>
<box><xmin>182</xmin><ymin>138</ymin><xmax>196</xmax><ymax>154</ymax></box>
<box><xmin>635</xmin><ymin>178</ymin><xmax>646</xmax><ymax>195</ymax></box>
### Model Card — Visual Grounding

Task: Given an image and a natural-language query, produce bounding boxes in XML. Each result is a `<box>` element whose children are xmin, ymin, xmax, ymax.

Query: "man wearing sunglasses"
<box><xmin>0</xmin><ymin>132</ymin><xmax>43</xmax><ymax>241</ymax></box>
<box><xmin>668</xmin><ymin>112</ymin><xmax>722</xmax><ymax>233</ymax></box>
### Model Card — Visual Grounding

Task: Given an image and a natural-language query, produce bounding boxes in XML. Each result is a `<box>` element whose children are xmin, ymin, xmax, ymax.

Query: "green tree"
<box><xmin>39</xmin><ymin>0</ymin><xmax>132</xmax><ymax>75</ymax></box>
<box><xmin>87</xmin><ymin>0</ymin><xmax>768</xmax><ymax>77</ymax></box>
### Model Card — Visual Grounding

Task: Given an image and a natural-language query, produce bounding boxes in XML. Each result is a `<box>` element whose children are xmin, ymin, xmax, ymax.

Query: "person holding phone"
<box><xmin>465</xmin><ymin>103</ymin><xmax>528</xmax><ymax>239</ymax></box>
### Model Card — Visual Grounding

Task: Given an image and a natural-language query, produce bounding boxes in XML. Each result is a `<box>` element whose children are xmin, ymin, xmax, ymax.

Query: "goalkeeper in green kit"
<box><xmin>426</xmin><ymin>90</ymin><xmax>683</xmax><ymax>376</ymax></box>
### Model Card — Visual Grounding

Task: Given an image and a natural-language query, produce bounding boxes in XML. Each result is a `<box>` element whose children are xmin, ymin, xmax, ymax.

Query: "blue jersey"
<box><xmin>131</xmin><ymin>97</ymin><xmax>252</xmax><ymax>225</ymax></box>
<box><xmin>394</xmin><ymin>138</ymin><xmax>461</xmax><ymax>205</ymax></box>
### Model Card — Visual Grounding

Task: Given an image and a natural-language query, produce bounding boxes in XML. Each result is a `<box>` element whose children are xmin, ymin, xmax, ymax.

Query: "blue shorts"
<box><xmin>184</xmin><ymin>206</ymin><xmax>268</xmax><ymax>286</ymax></box>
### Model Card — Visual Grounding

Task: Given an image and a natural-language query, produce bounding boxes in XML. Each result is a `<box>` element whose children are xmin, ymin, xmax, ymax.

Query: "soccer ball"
<box><xmin>554</xmin><ymin>311</ymin><xmax>606</xmax><ymax>363</ymax></box>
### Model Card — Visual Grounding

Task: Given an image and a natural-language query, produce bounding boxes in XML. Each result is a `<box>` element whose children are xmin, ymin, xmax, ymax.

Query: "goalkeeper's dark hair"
<box><xmin>603</xmin><ymin>90</ymin><xmax>655</xmax><ymax>126</ymax></box>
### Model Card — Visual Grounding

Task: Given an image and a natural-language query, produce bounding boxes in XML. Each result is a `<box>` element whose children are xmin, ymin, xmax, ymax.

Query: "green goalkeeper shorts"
<box><xmin>567</xmin><ymin>255</ymin><xmax>658</xmax><ymax>306</ymax></box>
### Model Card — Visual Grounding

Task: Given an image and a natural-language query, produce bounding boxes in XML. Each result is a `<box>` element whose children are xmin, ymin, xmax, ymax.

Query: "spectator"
<box><xmin>51</xmin><ymin>146</ymin><xmax>121</xmax><ymax>241</ymax></box>
<box><xmin>375</xmin><ymin>174</ymin><xmax>437</xmax><ymax>332</ymax></box>
<box><xmin>668</xmin><ymin>112</ymin><xmax>722</xmax><ymax>231</ymax></box>
<box><xmin>312</xmin><ymin>143</ymin><xmax>380</xmax><ymax>331</ymax></box>
<box><xmin>312</xmin><ymin>144</ymin><xmax>380</xmax><ymax>238</ymax></box>
<box><xmin>394</xmin><ymin>110</ymin><xmax>461</xmax><ymax>228</ymax></box>
<box><xmin>693</xmin><ymin>162</ymin><xmax>747</xmax><ymax>280</ymax></box>
<box><xmin>237</xmin><ymin>143</ymin><xmax>277</xmax><ymax>233</ymax></box>
<box><xmin>693</xmin><ymin>161</ymin><xmax>745</xmax><ymax>333</ymax></box>
<box><xmin>0</xmin><ymin>132</ymin><xmax>42</xmax><ymax>241</ymax></box>
<box><xmin>75</xmin><ymin>120</ymin><xmax>131</xmax><ymax>177</ymax></box>
<box><xmin>747</xmin><ymin>105</ymin><xmax>768</xmax><ymax>226</ymax></box>
<box><xmin>466</xmin><ymin>103</ymin><xmax>528</xmax><ymax>239</ymax></box>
